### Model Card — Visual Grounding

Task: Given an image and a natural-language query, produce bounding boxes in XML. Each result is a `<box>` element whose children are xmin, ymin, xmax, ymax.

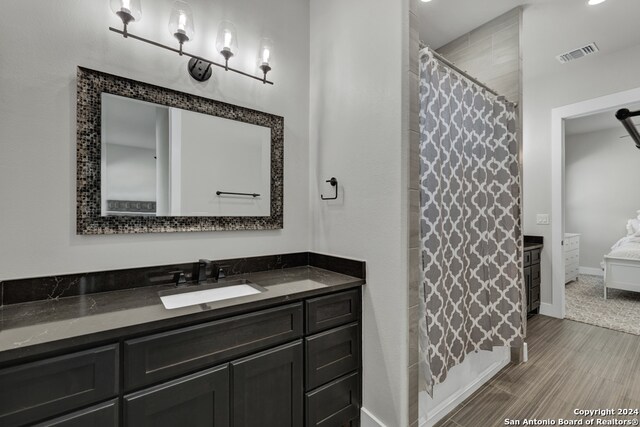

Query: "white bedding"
<box><xmin>608</xmin><ymin>236</ymin><xmax>640</xmax><ymax>260</ymax></box>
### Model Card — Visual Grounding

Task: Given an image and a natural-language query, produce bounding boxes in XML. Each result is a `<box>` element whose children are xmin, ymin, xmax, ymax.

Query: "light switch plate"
<box><xmin>536</xmin><ymin>214</ymin><xmax>550</xmax><ymax>225</ymax></box>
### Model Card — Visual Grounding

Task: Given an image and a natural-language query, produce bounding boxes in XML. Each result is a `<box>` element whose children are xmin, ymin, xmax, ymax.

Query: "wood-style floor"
<box><xmin>435</xmin><ymin>315</ymin><xmax>640</xmax><ymax>427</ymax></box>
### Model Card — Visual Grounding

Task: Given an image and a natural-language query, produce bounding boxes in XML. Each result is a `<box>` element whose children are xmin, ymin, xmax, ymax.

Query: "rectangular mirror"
<box><xmin>101</xmin><ymin>94</ymin><xmax>271</xmax><ymax>217</ymax></box>
<box><xmin>76</xmin><ymin>67</ymin><xmax>283</xmax><ymax>234</ymax></box>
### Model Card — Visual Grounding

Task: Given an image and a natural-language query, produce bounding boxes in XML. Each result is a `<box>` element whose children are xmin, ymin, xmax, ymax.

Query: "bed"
<box><xmin>603</xmin><ymin>233</ymin><xmax>640</xmax><ymax>299</ymax></box>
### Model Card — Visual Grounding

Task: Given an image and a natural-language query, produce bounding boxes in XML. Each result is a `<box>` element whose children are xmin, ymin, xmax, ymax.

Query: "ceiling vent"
<box><xmin>556</xmin><ymin>43</ymin><xmax>599</xmax><ymax>64</ymax></box>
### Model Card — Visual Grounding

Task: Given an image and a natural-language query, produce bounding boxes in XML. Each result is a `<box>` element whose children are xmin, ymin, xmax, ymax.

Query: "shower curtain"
<box><xmin>418</xmin><ymin>49</ymin><xmax>524</xmax><ymax>396</ymax></box>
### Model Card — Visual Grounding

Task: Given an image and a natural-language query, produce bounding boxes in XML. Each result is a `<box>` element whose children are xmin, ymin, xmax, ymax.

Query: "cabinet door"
<box><xmin>124</xmin><ymin>364</ymin><xmax>229</xmax><ymax>427</ymax></box>
<box><xmin>231</xmin><ymin>340</ymin><xmax>303</xmax><ymax>427</ymax></box>
<box><xmin>524</xmin><ymin>266</ymin><xmax>532</xmax><ymax>312</ymax></box>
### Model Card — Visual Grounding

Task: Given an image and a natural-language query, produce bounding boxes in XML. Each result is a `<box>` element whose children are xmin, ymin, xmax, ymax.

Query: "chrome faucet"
<box><xmin>195</xmin><ymin>259</ymin><xmax>220</xmax><ymax>284</ymax></box>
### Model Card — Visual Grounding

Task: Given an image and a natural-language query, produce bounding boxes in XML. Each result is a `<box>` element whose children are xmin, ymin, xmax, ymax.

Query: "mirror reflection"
<box><xmin>100</xmin><ymin>94</ymin><xmax>271</xmax><ymax>217</ymax></box>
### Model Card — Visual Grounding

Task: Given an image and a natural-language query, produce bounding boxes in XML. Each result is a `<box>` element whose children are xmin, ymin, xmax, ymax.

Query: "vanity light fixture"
<box><xmin>110</xmin><ymin>0</ymin><xmax>142</xmax><ymax>32</ymax></box>
<box><xmin>168</xmin><ymin>1</ymin><xmax>195</xmax><ymax>54</ymax></box>
<box><xmin>108</xmin><ymin>0</ymin><xmax>274</xmax><ymax>85</ymax></box>
<box><xmin>216</xmin><ymin>21</ymin><xmax>239</xmax><ymax>69</ymax></box>
<box><xmin>258</xmin><ymin>38</ymin><xmax>274</xmax><ymax>81</ymax></box>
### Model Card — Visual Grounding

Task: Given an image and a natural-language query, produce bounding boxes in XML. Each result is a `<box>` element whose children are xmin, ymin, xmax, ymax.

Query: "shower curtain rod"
<box><xmin>423</xmin><ymin>47</ymin><xmax>518</xmax><ymax>108</ymax></box>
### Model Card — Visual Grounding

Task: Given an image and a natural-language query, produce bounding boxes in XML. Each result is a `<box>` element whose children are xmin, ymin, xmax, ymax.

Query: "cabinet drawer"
<box><xmin>124</xmin><ymin>303</ymin><xmax>302</xmax><ymax>390</ymax></box>
<box><xmin>531</xmin><ymin>249</ymin><xmax>541</xmax><ymax>265</ymax></box>
<box><xmin>523</xmin><ymin>251</ymin><xmax>531</xmax><ymax>267</ymax></box>
<box><xmin>306</xmin><ymin>372</ymin><xmax>360</xmax><ymax>427</ymax></box>
<box><xmin>0</xmin><ymin>345</ymin><xmax>118</xmax><ymax>427</ymax></box>
<box><xmin>306</xmin><ymin>290</ymin><xmax>360</xmax><ymax>334</ymax></box>
<box><xmin>565</xmin><ymin>237</ymin><xmax>579</xmax><ymax>252</ymax></box>
<box><xmin>34</xmin><ymin>400</ymin><xmax>118</xmax><ymax>427</ymax></box>
<box><xmin>531</xmin><ymin>264</ymin><xmax>541</xmax><ymax>282</ymax></box>
<box><xmin>565</xmin><ymin>250</ymin><xmax>579</xmax><ymax>263</ymax></box>
<box><xmin>124</xmin><ymin>364</ymin><xmax>229</xmax><ymax>427</ymax></box>
<box><xmin>530</xmin><ymin>286</ymin><xmax>540</xmax><ymax>306</ymax></box>
<box><xmin>306</xmin><ymin>323</ymin><xmax>360</xmax><ymax>391</ymax></box>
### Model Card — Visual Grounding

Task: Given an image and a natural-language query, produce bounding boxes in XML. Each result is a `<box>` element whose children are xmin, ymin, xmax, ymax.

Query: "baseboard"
<box><xmin>419</xmin><ymin>356</ymin><xmax>510</xmax><ymax>427</ymax></box>
<box><xmin>361</xmin><ymin>407</ymin><xmax>387</xmax><ymax>427</ymax></box>
<box><xmin>579</xmin><ymin>266</ymin><xmax>604</xmax><ymax>277</ymax></box>
<box><xmin>539</xmin><ymin>302</ymin><xmax>562</xmax><ymax>319</ymax></box>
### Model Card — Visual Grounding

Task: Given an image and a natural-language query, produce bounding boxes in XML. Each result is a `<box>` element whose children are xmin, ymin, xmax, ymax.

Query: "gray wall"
<box><xmin>522</xmin><ymin>9</ymin><xmax>640</xmax><ymax>306</ymax></box>
<box><xmin>408</xmin><ymin>1</ymin><xmax>420</xmax><ymax>425</ymax></box>
<box><xmin>0</xmin><ymin>0</ymin><xmax>310</xmax><ymax>279</ymax></box>
<box><xmin>309</xmin><ymin>0</ymin><xmax>410</xmax><ymax>425</ymax></box>
<box><xmin>565</xmin><ymin>128</ymin><xmax>640</xmax><ymax>271</ymax></box>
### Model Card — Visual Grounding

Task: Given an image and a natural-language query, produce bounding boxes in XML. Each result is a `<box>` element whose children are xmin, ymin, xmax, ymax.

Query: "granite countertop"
<box><xmin>524</xmin><ymin>242</ymin><xmax>543</xmax><ymax>250</ymax></box>
<box><xmin>0</xmin><ymin>266</ymin><xmax>365</xmax><ymax>365</ymax></box>
<box><xmin>524</xmin><ymin>235</ymin><xmax>544</xmax><ymax>251</ymax></box>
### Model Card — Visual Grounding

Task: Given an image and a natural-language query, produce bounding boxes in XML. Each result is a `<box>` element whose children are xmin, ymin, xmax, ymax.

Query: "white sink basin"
<box><xmin>160</xmin><ymin>280</ymin><xmax>265</xmax><ymax>309</ymax></box>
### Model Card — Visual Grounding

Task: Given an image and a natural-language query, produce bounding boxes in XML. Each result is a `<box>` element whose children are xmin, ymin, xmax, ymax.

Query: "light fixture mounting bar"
<box><xmin>108</xmin><ymin>26</ymin><xmax>274</xmax><ymax>85</ymax></box>
<box><xmin>616</xmin><ymin>109</ymin><xmax>640</xmax><ymax>149</ymax></box>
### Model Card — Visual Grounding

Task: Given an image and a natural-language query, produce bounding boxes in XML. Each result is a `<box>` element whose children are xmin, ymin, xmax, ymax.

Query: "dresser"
<box><xmin>564</xmin><ymin>233</ymin><xmax>581</xmax><ymax>284</ymax></box>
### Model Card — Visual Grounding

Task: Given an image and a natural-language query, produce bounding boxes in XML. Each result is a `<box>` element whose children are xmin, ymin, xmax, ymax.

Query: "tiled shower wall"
<box><xmin>436</xmin><ymin>7</ymin><xmax>523</xmax><ymax>106</ymax></box>
<box><xmin>408</xmin><ymin>0</ymin><xmax>420</xmax><ymax>425</ymax></box>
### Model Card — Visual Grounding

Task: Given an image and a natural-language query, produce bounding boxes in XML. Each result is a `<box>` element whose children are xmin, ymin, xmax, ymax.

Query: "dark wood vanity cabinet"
<box><xmin>0</xmin><ymin>288</ymin><xmax>362</xmax><ymax>427</ymax></box>
<box><xmin>524</xmin><ymin>247</ymin><xmax>541</xmax><ymax>315</ymax></box>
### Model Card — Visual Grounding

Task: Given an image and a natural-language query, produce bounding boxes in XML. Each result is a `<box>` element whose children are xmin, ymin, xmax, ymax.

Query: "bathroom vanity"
<box><xmin>524</xmin><ymin>236</ymin><xmax>543</xmax><ymax>316</ymax></box>
<box><xmin>0</xmin><ymin>253</ymin><xmax>365</xmax><ymax>427</ymax></box>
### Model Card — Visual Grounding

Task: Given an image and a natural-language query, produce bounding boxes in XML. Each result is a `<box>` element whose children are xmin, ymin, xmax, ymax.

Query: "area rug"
<box><xmin>565</xmin><ymin>274</ymin><xmax>640</xmax><ymax>336</ymax></box>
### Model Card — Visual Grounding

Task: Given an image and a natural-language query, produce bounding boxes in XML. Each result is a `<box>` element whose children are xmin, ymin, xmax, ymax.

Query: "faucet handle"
<box><xmin>195</xmin><ymin>259</ymin><xmax>211</xmax><ymax>283</ymax></box>
<box><xmin>168</xmin><ymin>270</ymin><xmax>187</xmax><ymax>286</ymax></box>
<box><xmin>213</xmin><ymin>264</ymin><xmax>222</xmax><ymax>281</ymax></box>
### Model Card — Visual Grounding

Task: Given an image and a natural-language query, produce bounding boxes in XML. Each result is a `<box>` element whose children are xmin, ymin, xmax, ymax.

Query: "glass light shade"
<box><xmin>110</xmin><ymin>0</ymin><xmax>142</xmax><ymax>24</ymax></box>
<box><xmin>168</xmin><ymin>1</ymin><xmax>195</xmax><ymax>44</ymax></box>
<box><xmin>258</xmin><ymin>38</ymin><xmax>274</xmax><ymax>68</ymax></box>
<box><xmin>215</xmin><ymin>21</ymin><xmax>239</xmax><ymax>59</ymax></box>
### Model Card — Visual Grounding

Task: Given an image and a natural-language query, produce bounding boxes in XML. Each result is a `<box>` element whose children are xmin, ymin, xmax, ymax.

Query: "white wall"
<box><xmin>0</xmin><ymin>0</ymin><xmax>310</xmax><ymax>279</ymax></box>
<box><xmin>565</xmin><ymin>127</ymin><xmax>640</xmax><ymax>270</ymax></box>
<box><xmin>179</xmin><ymin>111</ymin><xmax>271</xmax><ymax>216</ymax></box>
<box><xmin>105</xmin><ymin>144</ymin><xmax>157</xmax><ymax>201</ymax></box>
<box><xmin>309</xmin><ymin>0</ymin><xmax>409</xmax><ymax>425</ymax></box>
<box><xmin>522</xmin><ymin>35</ymin><xmax>640</xmax><ymax>304</ymax></box>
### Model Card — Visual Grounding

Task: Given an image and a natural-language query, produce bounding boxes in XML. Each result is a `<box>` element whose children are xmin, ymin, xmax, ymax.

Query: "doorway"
<box><xmin>549</xmin><ymin>85</ymin><xmax>640</xmax><ymax>318</ymax></box>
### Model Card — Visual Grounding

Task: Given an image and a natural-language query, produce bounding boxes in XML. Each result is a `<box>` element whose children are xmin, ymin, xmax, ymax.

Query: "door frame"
<box><xmin>547</xmin><ymin>86</ymin><xmax>640</xmax><ymax>318</ymax></box>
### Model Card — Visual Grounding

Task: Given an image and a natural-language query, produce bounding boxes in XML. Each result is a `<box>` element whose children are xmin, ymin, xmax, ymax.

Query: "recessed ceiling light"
<box><xmin>588</xmin><ymin>0</ymin><xmax>607</xmax><ymax>5</ymax></box>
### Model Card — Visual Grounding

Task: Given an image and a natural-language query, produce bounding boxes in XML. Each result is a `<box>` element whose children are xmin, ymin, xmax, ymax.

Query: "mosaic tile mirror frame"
<box><xmin>76</xmin><ymin>67</ymin><xmax>284</xmax><ymax>234</ymax></box>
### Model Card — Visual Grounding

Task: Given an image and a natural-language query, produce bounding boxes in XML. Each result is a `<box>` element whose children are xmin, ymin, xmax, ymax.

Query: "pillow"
<box><xmin>627</xmin><ymin>218</ymin><xmax>640</xmax><ymax>236</ymax></box>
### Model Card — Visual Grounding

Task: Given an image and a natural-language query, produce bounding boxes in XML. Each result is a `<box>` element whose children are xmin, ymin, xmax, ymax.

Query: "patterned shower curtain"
<box><xmin>418</xmin><ymin>49</ymin><xmax>524</xmax><ymax>396</ymax></box>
